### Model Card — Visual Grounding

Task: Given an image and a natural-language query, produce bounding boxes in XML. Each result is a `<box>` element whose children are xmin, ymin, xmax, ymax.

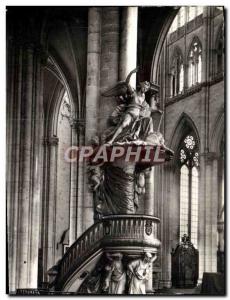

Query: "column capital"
<box><xmin>43</xmin><ymin>136</ymin><xmax>59</xmax><ymax>146</ymax></box>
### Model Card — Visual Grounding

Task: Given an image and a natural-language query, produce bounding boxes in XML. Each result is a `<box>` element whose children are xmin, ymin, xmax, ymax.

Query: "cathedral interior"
<box><xmin>6</xmin><ymin>6</ymin><xmax>225</xmax><ymax>295</ymax></box>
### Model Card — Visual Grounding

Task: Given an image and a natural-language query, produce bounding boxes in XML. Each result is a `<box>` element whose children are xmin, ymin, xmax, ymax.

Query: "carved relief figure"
<box><xmin>127</xmin><ymin>252</ymin><xmax>157</xmax><ymax>294</ymax></box>
<box><xmin>102</xmin><ymin>253</ymin><xmax>126</xmax><ymax>294</ymax></box>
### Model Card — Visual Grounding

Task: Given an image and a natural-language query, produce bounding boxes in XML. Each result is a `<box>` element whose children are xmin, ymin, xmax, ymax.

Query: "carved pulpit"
<box><xmin>52</xmin><ymin>69</ymin><xmax>174</xmax><ymax>294</ymax></box>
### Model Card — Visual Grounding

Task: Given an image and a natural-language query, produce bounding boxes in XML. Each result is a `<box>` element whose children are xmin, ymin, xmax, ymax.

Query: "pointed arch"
<box><xmin>187</xmin><ymin>36</ymin><xmax>202</xmax><ymax>86</ymax></box>
<box><xmin>170</xmin><ymin>46</ymin><xmax>184</xmax><ymax>68</ymax></box>
<box><xmin>171</xmin><ymin>113</ymin><xmax>200</xmax><ymax>248</ymax></box>
<box><xmin>44</xmin><ymin>55</ymin><xmax>76</xmax><ymax>138</ymax></box>
<box><xmin>150</xmin><ymin>7</ymin><xmax>180</xmax><ymax>82</ymax></box>
<box><xmin>169</xmin><ymin>112</ymin><xmax>200</xmax><ymax>153</ymax></box>
<box><xmin>187</xmin><ymin>36</ymin><xmax>202</xmax><ymax>60</ymax></box>
<box><xmin>169</xmin><ymin>46</ymin><xmax>184</xmax><ymax>96</ymax></box>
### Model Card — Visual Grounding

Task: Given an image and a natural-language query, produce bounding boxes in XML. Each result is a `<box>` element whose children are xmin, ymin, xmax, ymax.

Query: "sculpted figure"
<box><xmin>102</xmin><ymin>68</ymin><xmax>163</xmax><ymax>146</ymax></box>
<box><xmin>102</xmin><ymin>253</ymin><xmax>126</xmax><ymax>294</ymax></box>
<box><xmin>127</xmin><ymin>252</ymin><xmax>157</xmax><ymax>294</ymax></box>
<box><xmin>87</xmin><ymin>68</ymin><xmax>173</xmax><ymax>217</ymax></box>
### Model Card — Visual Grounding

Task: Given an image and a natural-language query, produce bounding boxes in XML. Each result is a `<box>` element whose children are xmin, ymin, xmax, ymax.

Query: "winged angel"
<box><xmin>102</xmin><ymin>68</ymin><xmax>164</xmax><ymax>146</ymax></box>
<box><xmin>88</xmin><ymin>68</ymin><xmax>173</xmax><ymax>216</ymax></box>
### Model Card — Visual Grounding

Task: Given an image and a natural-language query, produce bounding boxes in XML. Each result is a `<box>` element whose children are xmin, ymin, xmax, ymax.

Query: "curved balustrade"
<box><xmin>55</xmin><ymin>215</ymin><xmax>160</xmax><ymax>291</ymax></box>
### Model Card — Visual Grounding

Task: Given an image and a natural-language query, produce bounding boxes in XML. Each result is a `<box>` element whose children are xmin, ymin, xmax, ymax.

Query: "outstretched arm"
<box><xmin>125</xmin><ymin>67</ymin><xmax>139</xmax><ymax>84</ymax></box>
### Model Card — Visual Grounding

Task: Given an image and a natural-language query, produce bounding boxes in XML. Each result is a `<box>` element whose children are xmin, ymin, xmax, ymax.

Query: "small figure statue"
<box><xmin>127</xmin><ymin>252</ymin><xmax>157</xmax><ymax>294</ymax></box>
<box><xmin>102</xmin><ymin>253</ymin><xmax>126</xmax><ymax>294</ymax></box>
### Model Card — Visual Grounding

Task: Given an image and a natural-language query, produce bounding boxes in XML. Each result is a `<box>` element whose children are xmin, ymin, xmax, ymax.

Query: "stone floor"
<box><xmin>153</xmin><ymin>286</ymin><xmax>201</xmax><ymax>295</ymax></box>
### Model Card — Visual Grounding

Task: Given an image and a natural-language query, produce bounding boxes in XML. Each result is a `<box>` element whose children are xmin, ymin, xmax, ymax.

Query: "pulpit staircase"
<box><xmin>51</xmin><ymin>214</ymin><xmax>161</xmax><ymax>293</ymax></box>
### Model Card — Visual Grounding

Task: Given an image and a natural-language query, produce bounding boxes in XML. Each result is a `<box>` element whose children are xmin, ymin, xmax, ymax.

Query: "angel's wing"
<box><xmin>102</xmin><ymin>81</ymin><xmax>129</xmax><ymax>97</ymax></box>
<box><xmin>102</xmin><ymin>67</ymin><xmax>138</xmax><ymax>98</ymax></box>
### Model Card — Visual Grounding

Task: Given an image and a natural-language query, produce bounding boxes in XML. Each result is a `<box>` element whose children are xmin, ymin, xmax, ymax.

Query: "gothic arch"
<box><xmin>169</xmin><ymin>113</ymin><xmax>200</xmax><ymax>165</ymax></box>
<box><xmin>186</xmin><ymin>36</ymin><xmax>202</xmax><ymax>61</ymax></box>
<box><xmin>150</xmin><ymin>7</ymin><xmax>180</xmax><ymax>82</ymax></box>
<box><xmin>44</xmin><ymin>55</ymin><xmax>76</xmax><ymax>138</ymax></box>
<box><xmin>210</xmin><ymin>106</ymin><xmax>225</xmax><ymax>153</ymax></box>
<box><xmin>170</xmin><ymin>46</ymin><xmax>184</xmax><ymax>67</ymax></box>
<box><xmin>40</xmin><ymin>12</ymin><xmax>85</xmax><ymax>120</ymax></box>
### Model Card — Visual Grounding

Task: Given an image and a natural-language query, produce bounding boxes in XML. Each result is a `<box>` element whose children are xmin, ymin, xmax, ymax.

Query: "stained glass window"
<box><xmin>179</xmin><ymin>133</ymin><xmax>199</xmax><ymax>248</ymax></box>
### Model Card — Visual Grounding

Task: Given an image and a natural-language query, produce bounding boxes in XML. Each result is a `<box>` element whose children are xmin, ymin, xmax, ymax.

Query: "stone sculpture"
<box><xmin>88</xmin><ymin>68</ymin><xmax>173</xmax><ymax>217</ymax></box>
<box><xmin>102</xmin><ymin>253</ymin><xmax>126</xmax><ymax>294</ymax></box>
<box><xmin>127</xmin><ymin>252</ymin><xmax>157</xmax><ymax>294</ymax></box>
<box><xmin>83</xmin><ymin>69</ymin><xmax>173</xmax><ymax>294</ymax></box>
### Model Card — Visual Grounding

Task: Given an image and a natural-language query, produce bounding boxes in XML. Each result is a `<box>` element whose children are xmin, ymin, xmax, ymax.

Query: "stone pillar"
<box><xmin>119</xmin><ymin>7</ymin><xmax>138</xmax><ymax>87</ymax></box>
<box><xmin>69</xmin><ymin>119</ymin><xmax>85</xmax><ymax>243</ymax></box>
<box><xmin>198</xmin><ymin>152</ymin><xmax>218</xmax><ymax>282</ymax></box>
<box><xmin>42</xmin><ymin>137</ymin><xmax>59</xmax><ymax>281</ymax></box>
<box><xmin>204</xmin><ymin>153</ymin><xmax>218</xmax><ymax>273</ymax></box>
<box><xmin>197</xmin><ymin>6</ymin><xmax>216</xmax><ymax>282</ymax></box>
<box><xmin>7</xmin><ymin>41</ymin><xmax>44</xmax><ymax>291</ymax></box>
<box><xmin>99</xmin><ymin>7</ymin><xmax>120</xmax><ymax>133</ymax></box>
<box><xmin>77</xmin><ymin>126</ymin><xmax>85</xmax><ymax>238</ymax></box>
<box><xmin>85</xmin><ymin>8</ymin><xmax>101</xmax><ymax>144</ymax></box>
<box><xmin>69</xmin><ymin>122</ymin><xmax>78</xmax><ymax>245</ymax></box>
<box><xmin>83</xmin><ymin>8</ymin><xmax>101</xmax><ymax>234</ymax></box>
<box><xmin>198</xmin><ymin>154</ymin><xmax>206</xmax><ymax>282</ymax></box>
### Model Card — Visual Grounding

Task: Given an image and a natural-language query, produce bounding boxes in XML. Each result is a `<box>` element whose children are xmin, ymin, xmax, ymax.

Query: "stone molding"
<box><xmin>166</xmin><ymin>74</ymin><xmax>224</xmax><ymax>106</ymax></box>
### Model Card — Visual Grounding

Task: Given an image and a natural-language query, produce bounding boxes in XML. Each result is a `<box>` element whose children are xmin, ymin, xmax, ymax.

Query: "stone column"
<box><xmin>83</xmin><ymin>8</ymin><xmax>101</xmax><ymax>234</ymax></box>
<box><xmin>197</xmin><ymin>6</ymin><xmax>215</xmax><ymax>282</ymax></box>
<box><xmin>69</xmin><ymin>119</ymin><xmax>85</xmax><ymax>243</ymax></box>
<box><xmin>99</xmin><ymin>7</ymin><xmax>120</xmax><ymax>133</ymax></box>
<box><xmin>42</xmin><ymin>137</ymin><xmax>59</xmax><ymax>281</ymax></box>
<box><xmin>85</xmin><ymin>8</ymin><xmax>101</xmax><ymax>144</ymax></box>
<box><xmin>198</xmin><ymin>152</ymin><xmax>218</xmax><ymax>282</ymax></box>
<box><xmin>69</xmin><ymin>122</ymin><xmax>78</xmax><ymax>245</ymax></box>
<box><xmin>119</xmin><ymin>7</ymin><xmax>138</xmax><ymax>87</ymax></box>
<box><xmin>198</xmin><ymin>154</ymin><xmax>206</xmax><ymax>282</ymax></box>
<box><xmin>7</xmin><ymin>41</ymin><xmax>44</xmax><ymax>291</ymax></box>
<box><xmin>204</xmin><ymin>153</ymin><xmax>218</xmax><ymax>273</ymax></box>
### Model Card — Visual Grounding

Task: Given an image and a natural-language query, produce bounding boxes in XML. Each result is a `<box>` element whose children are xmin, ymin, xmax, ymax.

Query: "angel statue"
<box><xmin>102</xmin><ymin>67</ymin><xmax>163</xmax><ymax>146</ymax></box>
<box><xmin>87</xmin><ymin>68</ymin><xmax>173</xmax><ymax>217</ymax></box>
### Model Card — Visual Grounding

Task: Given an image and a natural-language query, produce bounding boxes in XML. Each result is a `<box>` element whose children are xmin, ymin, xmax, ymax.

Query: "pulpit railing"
<box><xmin>55</xmin><ymin>215</ymin><xmax>160</xmax><ymax>290</ymax></box>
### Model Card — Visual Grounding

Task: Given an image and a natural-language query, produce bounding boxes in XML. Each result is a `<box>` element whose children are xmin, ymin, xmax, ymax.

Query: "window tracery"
<box><xmin>170</xmin><ymin>50</ymin><xmax>184</xmax><ymax>97</ymax></box>
<box><xmin>179</xmin><ymin>133</ymin><xmax>199</xmax><ymax>248</ymax></box>
<box><xmin>188</xmin><ymin>40</ymin><xmax>202</xmax><ymax>86</ymax></box>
